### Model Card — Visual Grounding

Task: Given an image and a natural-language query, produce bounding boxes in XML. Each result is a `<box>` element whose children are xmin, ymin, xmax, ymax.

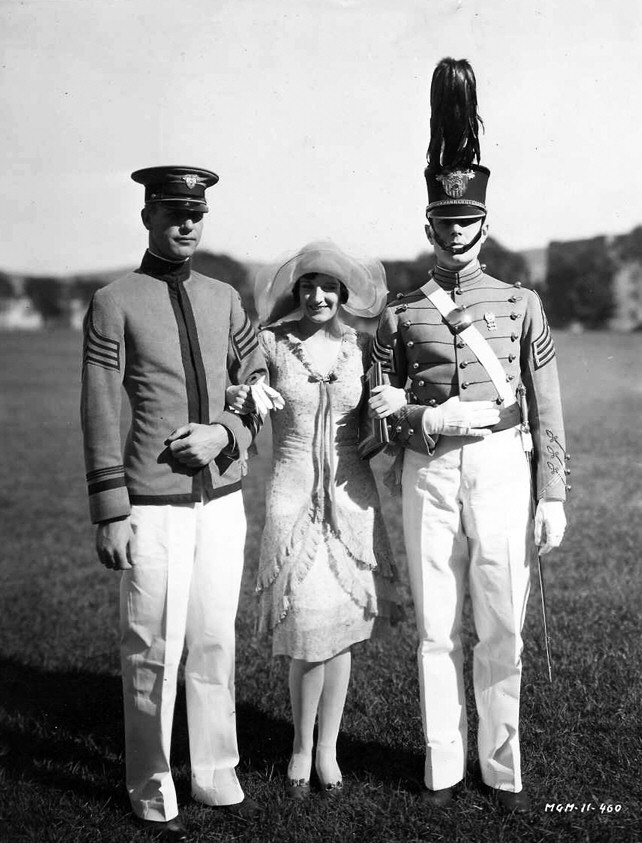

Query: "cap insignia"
<box><xmin>436</xmin><ymin>170</ymin><xmax>475</xmax><ymax>198</ymax></box>
<box><xmin>183</xmin><ymin>174</ymin><xmax>198</xmax><ymax>189</ymax></box>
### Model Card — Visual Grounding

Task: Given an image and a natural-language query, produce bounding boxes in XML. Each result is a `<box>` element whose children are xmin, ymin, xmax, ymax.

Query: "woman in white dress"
<box><xmin>227</xmin><ymin>241</ymin><xmax>405</xmax><ymax>798</ymax></box>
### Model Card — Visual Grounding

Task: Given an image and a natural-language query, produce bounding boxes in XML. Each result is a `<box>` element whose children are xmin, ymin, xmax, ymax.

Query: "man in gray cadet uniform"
<box><xmin>373</xmin><ymin>59</ymin><xmax>570</xmax><ymax>814</ymax></box>
<box><xmin>81</xmin><ymin>166</ymin><xmax>270</xmax><ymax>841</ymax></box>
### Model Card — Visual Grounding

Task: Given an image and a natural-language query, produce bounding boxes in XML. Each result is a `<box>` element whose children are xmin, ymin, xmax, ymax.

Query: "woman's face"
<box><xmin>297</xmin><ymin>273</ymin><xmax>342</xmax><ymax>325</ymax></box>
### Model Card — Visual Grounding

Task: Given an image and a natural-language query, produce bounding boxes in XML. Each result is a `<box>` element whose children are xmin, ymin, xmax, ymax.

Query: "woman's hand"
<box><xmin>368</xmin><ymin>384</ymin><xmax>407</xmax><ymax>419</ymax></box>
<box><xmin>226</xmin><ymin>384</ymin><xmax>254</xmax><ymax>415</ymax></box>
<box><xmin>226</xmin><ymin>377</ymin><xmax>285</xmax><ymax>417</ymax></box>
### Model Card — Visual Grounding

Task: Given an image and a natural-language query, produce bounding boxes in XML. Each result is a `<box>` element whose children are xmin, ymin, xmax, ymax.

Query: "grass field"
<box><xmin>1</xmin><ymin>328</ymin><xmax>641</xmax><ymax>843</ymax></box>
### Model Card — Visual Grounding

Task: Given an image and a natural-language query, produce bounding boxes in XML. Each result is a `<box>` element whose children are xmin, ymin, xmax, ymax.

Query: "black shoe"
<box><xmin>493</xmin><ymin>789</ymin><xmax>531</xmax><ymax>814</ymax></box>
<box><xmin>420</xmin><ymin>786</ymin><xmax>455</xmax><ymax>809</ymax></box>
<box><xmin>217</xmin><ymin>796</ymin><xmax>261</xmax><ymax>821</ymax></box>
<box><xmin>136</xmin><ymin>817</ymin><xmax>189</xmax><ymax>841</ymax></box>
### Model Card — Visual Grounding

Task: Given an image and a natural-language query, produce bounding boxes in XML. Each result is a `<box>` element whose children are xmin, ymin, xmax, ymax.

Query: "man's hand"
<box><xmin>96</xmin><ymin>517</ymin><xmax>133</xmax><ymax>570</ymax></box>
<box><xmin>166</xmin><ymin>423</ymin><xmax>229</xmax><ymax>467</ymax></box>
<box><xmin>422</xmin><ymin>396</ymin><xmax>501</xmax><ymax>438</ymax></box>
<box><xmin>534</xmin><ymin>500</ymin><xmax>566</xmax><ymax>555</ymax></box>
<box><xmin>368</xmin><ymin>384</ymin><xmax>407</xmax><ymax>419</ymax></box>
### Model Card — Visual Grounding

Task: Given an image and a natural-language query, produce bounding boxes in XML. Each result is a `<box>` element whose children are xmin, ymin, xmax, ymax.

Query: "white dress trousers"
<box><xmin>120</xmin><ymin>491</ymin><xmax>247</xmax><ymax>821</ymax></box>
<box><xmin>402</xmin><ymin>427</ymin><xmax>533</xmax><ymax>793</ymax></box>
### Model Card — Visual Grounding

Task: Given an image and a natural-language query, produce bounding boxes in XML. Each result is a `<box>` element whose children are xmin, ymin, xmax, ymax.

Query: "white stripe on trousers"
<box><xmin>402</xmin><ymin>427</ymin><xmax>533</xmax><ymax>792</ymax></box>
<box><xmin>120</xmin><ymin>491</ymin><xmax>247</xmax><ymax>821</ymax></box>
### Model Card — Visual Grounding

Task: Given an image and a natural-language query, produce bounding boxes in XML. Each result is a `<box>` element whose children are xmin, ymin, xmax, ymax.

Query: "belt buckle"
<box><xmin>447</xmin><ymin>305</ymin><xmax>472</xmax><ymax>335</ymax></box>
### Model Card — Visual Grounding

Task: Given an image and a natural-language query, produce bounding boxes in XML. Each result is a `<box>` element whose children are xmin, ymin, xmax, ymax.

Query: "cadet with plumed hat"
<box><xmin>373</xmin><ymin>59</ymin><xmax>569</xmax><ymax>813</ymax></box>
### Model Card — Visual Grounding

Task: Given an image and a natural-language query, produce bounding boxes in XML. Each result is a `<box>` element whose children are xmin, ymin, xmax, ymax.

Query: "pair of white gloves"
<box><xmin>227</xmin><ymin>383</ymin><xmax>566</xmax><ymax>555</ymax></box>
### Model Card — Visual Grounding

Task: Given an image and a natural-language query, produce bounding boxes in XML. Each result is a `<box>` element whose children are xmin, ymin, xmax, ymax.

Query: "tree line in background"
<box><xmin>2</xmin><ymin>227</ymin><xmax>642</xmax><ymax>330</ymax></box>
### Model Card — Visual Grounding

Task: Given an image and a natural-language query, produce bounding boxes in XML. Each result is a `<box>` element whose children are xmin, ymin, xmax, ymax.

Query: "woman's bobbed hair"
<box><xmin>292</xmin><ymin>273</ymin><xmax>349</xmax><ymax>306</ymax></box>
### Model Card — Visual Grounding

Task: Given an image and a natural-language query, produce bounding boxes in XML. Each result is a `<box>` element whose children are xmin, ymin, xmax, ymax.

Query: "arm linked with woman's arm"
<box><xmin>225</xmin><ymin>327</ymin><xmax>284</xmax><ymax>416</ymax></box>
<box><xmin>214</xmin><ymin>290</ymin><xmax>268</xmax><ymax>447</ymax></box>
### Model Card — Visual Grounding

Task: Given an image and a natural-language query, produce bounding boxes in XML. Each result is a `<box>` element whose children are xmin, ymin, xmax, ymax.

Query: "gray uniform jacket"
<box><xmin>373</xmin><ymin>260</ymin><xmax>569</xmax><ymax>502</ymax></box>
<box><xmin>81</xmin><ymin>251</ymin><xmax>267</xmax><ymax>524</ymax></box>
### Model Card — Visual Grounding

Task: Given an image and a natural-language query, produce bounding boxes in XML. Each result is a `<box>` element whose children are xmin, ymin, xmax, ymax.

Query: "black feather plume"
<box><xmin>426</xmin><ymin>57</ymin><xmax>483</xmax><ymax>173</ymax></box>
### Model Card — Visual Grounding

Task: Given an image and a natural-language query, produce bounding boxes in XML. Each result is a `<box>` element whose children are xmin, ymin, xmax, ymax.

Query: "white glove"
<box><xmin>368</xmin><ymin>384</ymin><xmax>407</xmax><ymax>419</ymax></box>
<box><xmin>250</xmin><ymin>377</ymin><xmax>285</xmax><ymax>417</ymax></box>
<box><xmin>534</xmin><ymin>500</ymin><xmax>566</xmax><ymax>555</ymax></box>
<box><xmin>422</xmin><ymin>396</ymin><xmax>501</xmax><ymax>438</ymax></box>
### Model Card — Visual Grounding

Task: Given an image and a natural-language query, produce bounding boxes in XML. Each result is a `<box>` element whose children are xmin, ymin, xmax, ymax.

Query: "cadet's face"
<box><xmin>143</xmin><ymin>205</ymin><xmax>204</xmax><ymax>261</ymax></box>
<box><xmin>298</xmin><ymin>274</ymin><xmax>342</xmax><ymax>325</ymax></box>
<box><xmin>426</xmin><ymin>216</ymin><xmax>488</xmax><ymax>269</ymax></box>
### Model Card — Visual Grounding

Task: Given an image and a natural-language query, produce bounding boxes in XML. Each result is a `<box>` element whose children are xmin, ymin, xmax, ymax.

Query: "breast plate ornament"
<box><xmin>483</xmin><ymin>311</ymin><xmax>497</xmax><ymax>331</ymax></box>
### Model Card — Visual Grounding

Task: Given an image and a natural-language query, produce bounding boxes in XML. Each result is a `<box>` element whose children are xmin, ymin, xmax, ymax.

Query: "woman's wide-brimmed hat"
<box><xmin>255</xmin><ymin>240</ymin><xmax>388</xmax><ymax>325</ymax></box>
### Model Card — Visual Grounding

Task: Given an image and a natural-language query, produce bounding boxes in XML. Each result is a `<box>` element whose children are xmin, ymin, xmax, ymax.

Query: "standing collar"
<box><xmin>138</xmin><ymin>249</ymin><xmax>192</xmax><ymax>284</ymax></box>
<box><xmin>433</xmin><ymin>260</ymin><xmax>484</xmax><ymax>291</ymax></box>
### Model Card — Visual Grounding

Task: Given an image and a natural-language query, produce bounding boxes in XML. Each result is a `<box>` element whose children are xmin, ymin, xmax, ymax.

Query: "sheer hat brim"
<box><xmin>254</xmin><ymin>240</ymin><xmax>388</xmax><ymax>325</ymax></box>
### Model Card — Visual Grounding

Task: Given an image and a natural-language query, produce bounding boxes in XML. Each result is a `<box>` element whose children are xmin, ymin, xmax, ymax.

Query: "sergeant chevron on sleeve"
<box><xmin>372</xmin><ymin>57</ymin><xmax>570</xmax><ymax>816</ymax></box>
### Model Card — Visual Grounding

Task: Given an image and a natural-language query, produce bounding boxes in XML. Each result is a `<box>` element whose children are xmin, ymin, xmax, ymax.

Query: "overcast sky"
<box><xmin>2</xmin><ymin>0</ymin><xmax>641</xmax><ymax>275</ymax></box>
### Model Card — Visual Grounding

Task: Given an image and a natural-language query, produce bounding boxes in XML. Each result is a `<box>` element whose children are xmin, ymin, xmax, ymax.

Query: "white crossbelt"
<box><xmin>420</xmin><ymin>279</ymin><xmax>515</xmax><ymax>405</ymax></box>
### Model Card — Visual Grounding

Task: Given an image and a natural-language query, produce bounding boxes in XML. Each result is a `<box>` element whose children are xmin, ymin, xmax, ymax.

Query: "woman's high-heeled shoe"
<box><xmin>319</xmin><ymin>779</ymin><xmax>343</xmax><ymax>799</ymax></box>
<box><xmin>286</xmin><ymin>753</ymin><xmax>312</xmax><ymax>800</ymax></box>
<box><xmin>315</xmin><ymin>748</ymin><xmax>343</xmax><ymax>799</ymax></box>
<box><xmin>286</xmin><ymin>777</ymin><xmax>311</xmax><ymax>800</ymax></box>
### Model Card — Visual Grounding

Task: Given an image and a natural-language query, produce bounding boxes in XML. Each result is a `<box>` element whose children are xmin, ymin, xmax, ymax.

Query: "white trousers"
<box><xmin>120</xmin><ymin>492</ymin><xmax>247</xmax><ymax>821</ymax></box>
<box><xmin>402</xmin><ymin>427</ymin><xmax>533</xmax><ymax>793</ymax></box>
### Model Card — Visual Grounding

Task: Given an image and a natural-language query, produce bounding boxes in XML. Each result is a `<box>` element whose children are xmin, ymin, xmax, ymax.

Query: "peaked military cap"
<box><xmin>131</xmin><ymin>166</ymin><xmax>219</xmax><ymax>213</ymax></box>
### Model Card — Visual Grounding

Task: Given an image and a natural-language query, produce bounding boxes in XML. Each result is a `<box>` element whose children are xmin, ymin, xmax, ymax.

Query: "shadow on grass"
<box><xmin>0</xmin><ymin>657</ymin><xmax>420</xmax><ymax>808</ymax></box>
<box><xmin>0</xmin><ymin>658</ymin><xmax>129</xmax><ymax>808</ymax></box>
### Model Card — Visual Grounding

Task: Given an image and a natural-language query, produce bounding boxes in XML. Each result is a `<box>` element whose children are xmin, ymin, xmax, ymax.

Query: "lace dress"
<box><xmin>256</xmin><ymin>321</ymin><xmax>399</xmax><ymax>661</ymax></box>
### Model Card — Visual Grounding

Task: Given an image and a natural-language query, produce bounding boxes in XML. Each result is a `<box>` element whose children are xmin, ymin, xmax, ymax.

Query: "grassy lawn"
<box><xmin>0</xmin><ymin>328</ymin><xmax>640</xmax><ymax>842</ymax></box>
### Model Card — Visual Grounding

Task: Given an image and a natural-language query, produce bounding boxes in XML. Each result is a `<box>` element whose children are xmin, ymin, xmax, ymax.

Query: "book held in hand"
<box><xmin>358</xmin><ymin>361</ymin><xmax>390</xmax><ymax>460</ymax></box>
